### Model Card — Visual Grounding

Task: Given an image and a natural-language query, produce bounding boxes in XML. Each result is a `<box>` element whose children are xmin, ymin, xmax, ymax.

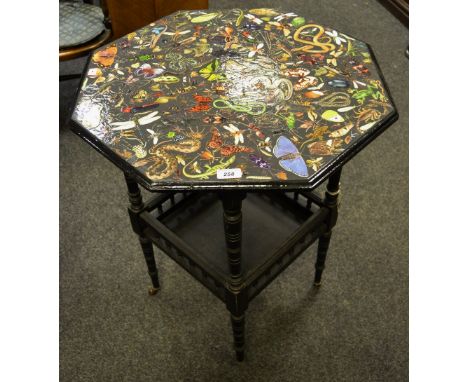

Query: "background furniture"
<box><xmin>106</xmin><ymin>0</ymin><xmax>208</xmax><ymax>38</ymax></box>
<box><xmin>59</xmin><ymin>0</ymin><xmax>112</xmax><ymax>79</ymax></box>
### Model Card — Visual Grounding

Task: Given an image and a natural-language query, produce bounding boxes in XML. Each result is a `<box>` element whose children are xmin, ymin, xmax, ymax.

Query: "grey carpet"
<box><xmin>60</xmin><ymin>0</ymin><xmax>408</xmax><ymax>380</ymax></box>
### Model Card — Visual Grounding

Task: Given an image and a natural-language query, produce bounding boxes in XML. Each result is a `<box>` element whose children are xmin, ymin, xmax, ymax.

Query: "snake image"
<box><xmin>73</xmin><ymin>8</ymin><xmax>394</xmax><ymax>186</ymax></box>
<box><xmin>183</xmin><ymin>155</ymin><xmax>236</xmax><ymax>179</ymax></box>
<box><xmin>165</xmin><ymin>52</ymin><xmax>198</xmax><ymax>73</ymax></box>
<box><xmin>292</xmin><ymin>24</ymin><xmax>336</xmax><ymax>54</ymax></box>
<box><xmin>146</xmin><ymin>139</ymin><xmax>201</xmax><ymax>180</ymax></box>
<box><xmin>213</xmin><ymin>99</ymin><xmax>267</xmax><ymax>115</ymax></box>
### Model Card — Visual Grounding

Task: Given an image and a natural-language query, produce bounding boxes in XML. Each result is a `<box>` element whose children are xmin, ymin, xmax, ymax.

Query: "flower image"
<box><xmin>223</xmin><ymin>124</ymin><xmax>244</xmax><ymax>145</ymax></box>
<box><xmin>325</xmin><ymin>30</ymin><xmax>347</xmax><ymax>45</ymax></box>
<box><xmin>71</xmin><ymin>7</ymin><xmax>394</xmax><ymax>186</ymax></box>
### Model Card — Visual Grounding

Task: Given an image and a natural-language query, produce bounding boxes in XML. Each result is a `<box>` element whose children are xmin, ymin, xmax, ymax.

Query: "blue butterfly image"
<box><xmin>273</xmin><ymin>136</ymin><xmax>309</xmax><ymax>178</ymax></box>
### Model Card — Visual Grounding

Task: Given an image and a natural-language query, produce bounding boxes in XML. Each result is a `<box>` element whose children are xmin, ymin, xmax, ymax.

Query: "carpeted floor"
<box><xmin>59</xmin><ymin>0</ymin><xmax>408</xmax><ymax>380</ymax></box>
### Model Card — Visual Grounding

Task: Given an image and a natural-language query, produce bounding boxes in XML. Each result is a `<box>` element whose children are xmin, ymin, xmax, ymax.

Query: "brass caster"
<box><xmin>148</xmin><ymin>287</ymin><xmax>160</xmax><ymax>295</ymax></box>
<box><xmin>313</xmin><ymin>281</ymin><xmax>322</xmax><ymax>287</ymax></box>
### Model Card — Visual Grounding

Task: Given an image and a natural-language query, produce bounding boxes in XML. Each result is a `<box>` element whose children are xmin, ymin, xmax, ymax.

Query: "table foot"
<box><xmin>313</xmin><ymin>167</ymin><xmax>342</xmax><ymax>286</ymax></box>
<box><xmin>148</xmin><ymin>287</ymin><xmax>160</xmax><ymax>296</ymax></box>
<box><xmin>139</xmin><ymin>236</ymin><xmax>161</xmax><ymax>291</ymax></box>
<box><xmin>314</xmin><ymin>232</ymin><xmax>332</xmax><ymax>286</ymax></box>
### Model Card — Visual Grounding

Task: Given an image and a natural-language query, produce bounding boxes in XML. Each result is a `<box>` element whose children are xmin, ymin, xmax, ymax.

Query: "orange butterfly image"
<box><xmin>189</xmin><ymin>94</ymin><xmax>212</xmax><ymax>112</ymax></box>
<box><xmin>92</xmin><ymin>46</ymin><xmax>118</xmax><ymax>67</ymax></box>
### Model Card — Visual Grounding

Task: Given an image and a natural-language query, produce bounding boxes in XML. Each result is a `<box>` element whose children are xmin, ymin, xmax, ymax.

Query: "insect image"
<box><xmin>273</xmin><ymin>136</ymin><xmax>309</xmax><ymax>178</ymax></box>
<box><xmin>189</xmin><ymin>94</ymin><xmax>213</xmax><ymax>112</ymax></box>
<box><xmin>72</xmin><ymin>8</ymin><xmax>394</xmax><ymax>185</ymax></box>
<box><xmin>249</xmin><ymin>154</ymin><xmax>271</xmax><ymax>169</ymax></box>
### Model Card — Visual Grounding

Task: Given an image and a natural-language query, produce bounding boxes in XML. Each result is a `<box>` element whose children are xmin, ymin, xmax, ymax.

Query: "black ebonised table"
<box><xmin>70</xmin><ymin>8</ymin><xmax>398</xmax><ymax>361</ymax></box>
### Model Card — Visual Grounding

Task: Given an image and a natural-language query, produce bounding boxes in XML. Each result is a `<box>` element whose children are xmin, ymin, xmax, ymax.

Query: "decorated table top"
<box><xmin>71</xmin><ymin>8</ymin><xmax>397</xmax><ymax>190</ymax></box>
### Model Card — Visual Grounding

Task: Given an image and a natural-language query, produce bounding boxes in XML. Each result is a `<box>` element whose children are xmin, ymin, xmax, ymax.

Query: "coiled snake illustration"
<box><xmin>146</xmin><ymin>139</ymin><xmax>201</xmax><ymax>180</ymax></box>
<box><xmin>292</xmin><ymin>24</ymin><xmax>336</xmax><ymax>54</ymax></box>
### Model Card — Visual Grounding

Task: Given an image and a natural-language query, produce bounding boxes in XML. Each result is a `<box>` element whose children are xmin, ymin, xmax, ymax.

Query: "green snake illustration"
<box><xmin>183</xmin><ymin>155</ymin><xmax>236</xmax><ymax>179</ymax></box>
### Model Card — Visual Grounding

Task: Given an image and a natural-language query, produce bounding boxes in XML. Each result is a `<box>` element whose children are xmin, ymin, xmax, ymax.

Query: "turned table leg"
<box><xmin>314</xmin><ymin>167</ymin><xmax>342</xmax><ymax>287</ymax></box>
<box><xmin>220</xmin><ymin>191</ymin><xmax>247</xmax><ymax>361</ymax></box>
<box><xmin>124</xmin><ymin>173</ymin><xmax>160</xmax><ymax>295</ymax></box>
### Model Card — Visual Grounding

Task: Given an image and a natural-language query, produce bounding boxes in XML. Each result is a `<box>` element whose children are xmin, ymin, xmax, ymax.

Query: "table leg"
<box><xmin>231</xmin><ymin>313</ymin><xmax>245</xmax><ymax>361</ymax></box>
<box><xmin>124</xmin><ymin>173</ymin><xmax>160</xmax><ymax>295</ymax></box>
<box><xmin>139</xmin><ymin>237</ymin><xmax>160</xmax><ymax>295</ymax></box>
<box><xmin>220</xmin><ymin>191</ymin><xmax>246</xmax><ymax>361</ymax></box>
<box><xmin>314</xmin><ymin>168</ymin><xmax>342</xmax><ymax>287</ymax></box>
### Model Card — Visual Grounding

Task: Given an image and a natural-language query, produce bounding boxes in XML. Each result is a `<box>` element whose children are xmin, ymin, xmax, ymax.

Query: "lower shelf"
<box><xmin>161</xmin><ymin>193</ymin><xmax>307</xmax><ymax>278</ymax></box>
<box><xmin>141</xmin><ymin>191</ymin><xmax>328</xmax><ymax>303</ymax></box>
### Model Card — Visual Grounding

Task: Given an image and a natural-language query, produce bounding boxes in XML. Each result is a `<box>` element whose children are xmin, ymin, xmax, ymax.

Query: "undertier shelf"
<box><xmin>141</xmin><ymin>191</ymin><xmax>328</xmax><ymax>300</ymax></box>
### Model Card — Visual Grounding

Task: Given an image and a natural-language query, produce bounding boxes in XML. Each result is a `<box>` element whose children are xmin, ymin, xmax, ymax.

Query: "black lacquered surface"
<box><xmin>70</xmin><ymin>8</ymin><xmax>397</xmax><ymax>190</ymax></box>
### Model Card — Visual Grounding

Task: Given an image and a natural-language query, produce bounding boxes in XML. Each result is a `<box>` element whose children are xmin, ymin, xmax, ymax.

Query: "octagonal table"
<box><xmin>70</xmin><ymin>7</ymin><xmax>398</xmax><ymax>361</ymax></box>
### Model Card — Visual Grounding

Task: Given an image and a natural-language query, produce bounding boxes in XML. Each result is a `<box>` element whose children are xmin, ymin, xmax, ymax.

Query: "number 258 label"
<box><xmin>216</xmin><ymin>168</ymin><xmax>242</xmax><ymax>179</ymax></box>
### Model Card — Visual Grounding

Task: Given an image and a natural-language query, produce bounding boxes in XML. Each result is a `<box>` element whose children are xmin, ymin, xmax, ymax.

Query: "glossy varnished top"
<box><xmin>71</xmin><ymin>8</ymin><xmax>397</xmax><ymax>190</ymax></box>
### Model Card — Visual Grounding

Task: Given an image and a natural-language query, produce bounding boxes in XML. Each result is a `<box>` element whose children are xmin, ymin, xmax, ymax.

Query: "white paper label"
<box><xmin>216</xmin><ymin>168</ymin><xmax>242</xmax><ymax>179</ymax></box>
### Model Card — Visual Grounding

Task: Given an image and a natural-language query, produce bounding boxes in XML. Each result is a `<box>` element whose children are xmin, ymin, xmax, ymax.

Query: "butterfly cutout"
<box><xmin>92</xmin><ymin>46</ymin><xmax>118</xmax><ymax>67</ymax></box>
<box><xmin>273</xmin><ymin>136</ymin><xmax>309</xmax><ymax>178</ymax></box>
<box><xmin>189</xmin><ymin>94</ymin><xmax>212</xmax><ymax>112</ymax></box>
<box><xmin>199</xmin><ymin>59</ymin><xmax>226</xmax><ymax>81</ymax></box>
